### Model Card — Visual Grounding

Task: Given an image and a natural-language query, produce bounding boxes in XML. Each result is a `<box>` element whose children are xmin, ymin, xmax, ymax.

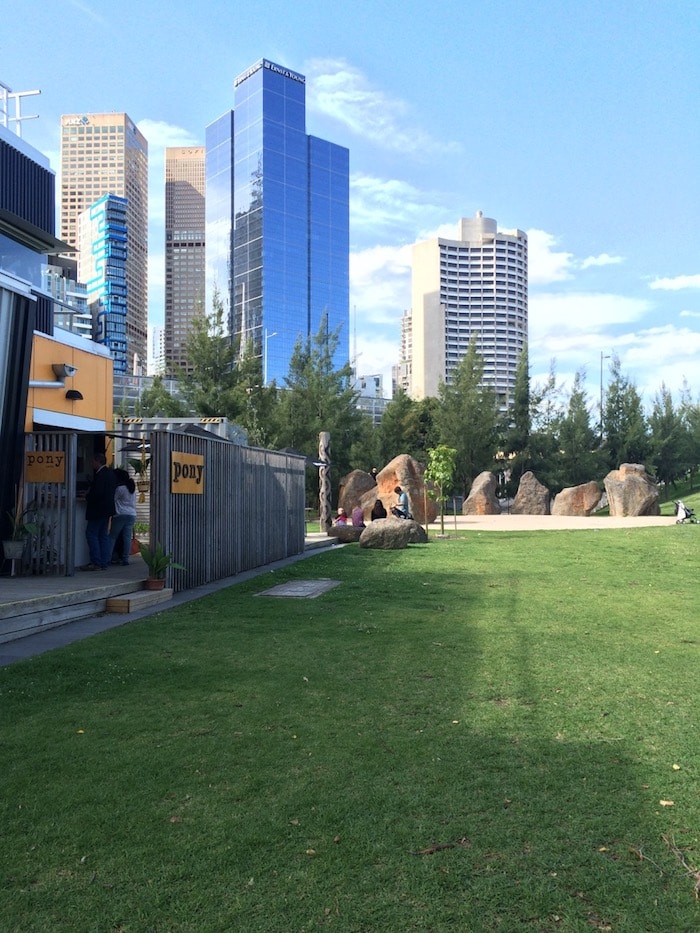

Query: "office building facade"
<box><xmin>164</xmin><ymin>146</ymin><xmax>205</xmax><ymax>375</ymax></box>
<box><xmin>60</xmin><ymin>113</ymin><xmax>148</xmax><ymax>372</ymax></box>
<box><xmin>78</xmin><ymin>194</ymin><xmax>128</xmax><ymax>372</ymax></box>
<box><xmin>205</xmin><ymin>59</ymin><xmax>350</xmax><ymax>384</ymax></box>
<box><xmin>409</xmin><ymin>212</ymin><xmax>528</xmax><ymax>407</ymax></box>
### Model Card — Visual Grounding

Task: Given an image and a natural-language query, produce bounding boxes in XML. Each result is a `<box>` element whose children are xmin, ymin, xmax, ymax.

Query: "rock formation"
<box><xmin>359</xmin><ymin>454</ymin><xmax>438</xmax><ymax>525</ymax></box>
<box><xmin>551</xmin><ymin>482</ymin><xmax>602</xmax><ymax>516</ymax></box>
<box><xmin>604</xmin><ymin>463</ymin><xmax>659</xmax><ymax>516</ymax></box>
<box><xmin>511</xmin><ymin>471</ymin><xmax>550</xmax><ymax>515</ymax></box>
<box><xmin>359</xmin><ymin>517</ymin><xmax>428</xmax><ymax>549</ymax></box>
<box><xmin>463</xmin><ymin>471</ymin><xmax>501</xmax><ymax>515</ymax></box>
<box><xmin>338</xmin><ymin>469</ymin><xmax>378</xmax><ymax>519</ymax></box>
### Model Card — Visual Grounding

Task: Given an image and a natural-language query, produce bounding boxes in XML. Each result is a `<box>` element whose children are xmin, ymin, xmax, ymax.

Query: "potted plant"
<box><xmin>139</xmin><ymin>541</ymin><xmax>184</xmax><ymax>590</ymax></box>
<box><xmin>128</xmin><ymin>453</ymin><xmax>152</xmax><ymax>503</ymax></box>
<box><xmin>2</xmin><ymin>505</ymin><xmax>40</xmax><ymax>562</ymax></box>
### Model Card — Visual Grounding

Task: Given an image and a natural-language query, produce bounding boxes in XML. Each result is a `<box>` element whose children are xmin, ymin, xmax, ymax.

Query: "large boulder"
<box><xmin>552</xmin><ymin>482</ymin><xmax>602</xmax><ymax>516</ymax></box>
<box><xmin>463</xmin><ymin>471</ymin><xmax>501</xmax><ymax>515</ymax></box>
<box><xmin>604</xmin><ymin>463</ymin><xmax>659</xmax><ymax>516</ymax></box>
<box><xmin>511</xmin><ymin>471</ymin><xmax>550</xmax><ymax>515</ymax></box>
<box><xmin>338</xmin><ymin>470</ymin><xmax>377</xmax><ymax>518</ymax></box>
<box><xmin>359</xmin><ymin>454</ymin><xmax>438</xmax><ymax>524</ymax></box>
<box><xmin>359</xmin><ymin>517</ymin><xmax>428</xmax><ymax>549</ymax></box>
<box><xmin>327</xmin><ymin>526</ymin><xmax>364</xmax><ymax>543</ymax></box>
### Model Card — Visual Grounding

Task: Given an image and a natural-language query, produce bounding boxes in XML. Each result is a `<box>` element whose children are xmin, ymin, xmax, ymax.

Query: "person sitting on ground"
<box><xmin>335</xmin><ymin>508</ymin><xmax>348</xmax><ymax>526</ymax></box>
<box><xmin>371</xmin><ymin>498</ymin><xmax>387</xmax><ymax>520</ymax></box>
<box><xmin>351</xmin><ymin>506</ymin><xmax>365</xmax><ymax>527</ymax></box>
<box><xmin>391</xmin><ymin>485</ymin><xmax>411</xmax><ymax>519</ymax></box>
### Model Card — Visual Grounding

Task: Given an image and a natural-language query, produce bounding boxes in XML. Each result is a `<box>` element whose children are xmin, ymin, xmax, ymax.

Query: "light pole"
<box><xmin>600</xmin><ymin>351</ymin><xmax>611</xmax><ymax>444</ymax></box>
<box><xmin>263</xmin><ymin>329</ymin><xmax>277</xmax><ymax>386</ymax></box>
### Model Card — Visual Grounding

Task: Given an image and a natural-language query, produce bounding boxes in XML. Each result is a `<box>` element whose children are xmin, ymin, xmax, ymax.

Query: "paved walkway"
<box><xmin>0</xmin><ymin>517</ymin><xmax>676</xmax><ymax>667</ymax></box>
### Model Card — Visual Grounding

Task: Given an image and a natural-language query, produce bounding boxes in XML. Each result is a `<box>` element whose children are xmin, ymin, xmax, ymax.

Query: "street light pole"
<box><xmin>600</xmin><ymin>351</ymin><xmax>610</xmax><ymax>445</ymax></box>
<box><xmin>263</xmin><ymin>329</ymin><xmax>277</xmax><ymax>386</ymax></box>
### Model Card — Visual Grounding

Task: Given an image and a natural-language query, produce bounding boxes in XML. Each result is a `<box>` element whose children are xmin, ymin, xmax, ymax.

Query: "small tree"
<box><xmin>424</xmin><ymin>445</ymin><xmax>457</xmax><ymax>535</ymax></box>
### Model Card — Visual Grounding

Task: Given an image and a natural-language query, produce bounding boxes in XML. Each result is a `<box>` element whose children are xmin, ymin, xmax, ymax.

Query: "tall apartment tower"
<box><xmin>205</xmin><ymin>59</ymin><xmax>350</xmax><ymax>384</ymax></box>
<box><xmin>78</xmin><ymin>195</ymin><xmax>128</xmax><ymax>372</ymax></box>
<box><xmin>409</xmin><ymin>212</ymin><xmax>528</xmax><ymax>407</ymax></box>
<box><xmin>60</xmin><ymin>113</ymin><xmax>148</xmax><ymax>372</ymax></box>
<box><xmin>164</xmin><ymin>146</ymin><xmax>205</xmax><ymax>375</ymax></box>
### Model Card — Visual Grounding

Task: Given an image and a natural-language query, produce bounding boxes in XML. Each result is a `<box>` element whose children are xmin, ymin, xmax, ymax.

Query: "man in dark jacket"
<box><xmin>82</xmin><ymin>452</ymin><xmax>116</xmax><ymax>570</ymax></box>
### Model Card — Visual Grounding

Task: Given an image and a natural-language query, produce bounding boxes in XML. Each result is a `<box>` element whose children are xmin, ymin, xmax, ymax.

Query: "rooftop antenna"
<box><xmin>0</xmin><ymin>82</ymin><xmax>41</xmax><ymax>138</ymax></box>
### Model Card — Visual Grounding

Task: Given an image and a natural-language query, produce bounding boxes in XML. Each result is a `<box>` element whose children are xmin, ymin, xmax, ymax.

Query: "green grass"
<box><xmin>2</xmin><ymin>526</ymin><xmax>700</xmax><ymax>931</ymax></box>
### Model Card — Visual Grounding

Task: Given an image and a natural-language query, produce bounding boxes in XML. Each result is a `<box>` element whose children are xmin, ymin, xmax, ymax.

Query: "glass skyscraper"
<box><xmin>206</xmin><ymin>59</ymin><xmax>349</xmax><ymax>384</ymax></box>
<box><xmin>78</xmin><ymin>194</ymin><xmax>128</xmax><ymax>372</ymax></box>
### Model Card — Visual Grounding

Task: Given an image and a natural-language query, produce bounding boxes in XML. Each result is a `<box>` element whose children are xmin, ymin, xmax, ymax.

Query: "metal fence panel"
<box><xmin>149</xmin><ymin>432</ymin><xmax>306</xmax><ymax>592</ymax></box>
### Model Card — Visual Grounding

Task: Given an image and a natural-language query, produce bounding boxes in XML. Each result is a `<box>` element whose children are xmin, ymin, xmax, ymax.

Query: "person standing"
<box><xmin>109</xmin><ymin>469</ymin><xmax>137</xmax><ymax>566</ymax></box>
<box><xmin>82</xmin><ymin>452</ymin><xmax>116</xmax><ymax>570</ymax></box>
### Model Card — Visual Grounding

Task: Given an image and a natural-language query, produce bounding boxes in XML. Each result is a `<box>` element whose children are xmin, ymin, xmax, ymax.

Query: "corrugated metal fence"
<box><xmin>149</xmin><ymin>432</ymin><xmax>306</xmax><ymax>592</ymax></box>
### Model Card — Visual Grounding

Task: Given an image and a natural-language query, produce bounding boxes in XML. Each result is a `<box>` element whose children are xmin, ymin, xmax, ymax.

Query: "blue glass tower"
<box><xmin>206</xmin><ymin>59</ymin><xmax>349</xmax><ymax>384</ymax></box>
<box><xmin>79</xmin><ymin>194</ymin><xmax>128</xmax><ymax>373</ymax></box>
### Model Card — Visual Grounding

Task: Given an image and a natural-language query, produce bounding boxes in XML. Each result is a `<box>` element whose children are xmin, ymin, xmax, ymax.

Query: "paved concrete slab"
<box><xmin>256</xmin><ymin>579</ymin><xmax>341</xmax><ymax>598</ymax></box>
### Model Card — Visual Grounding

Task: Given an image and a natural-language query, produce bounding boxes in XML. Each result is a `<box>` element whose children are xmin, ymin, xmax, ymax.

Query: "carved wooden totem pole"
<box><xmin>318</xmin><ymin>431</ymin><xmax>331</xmax><ymax>529</ymax></box>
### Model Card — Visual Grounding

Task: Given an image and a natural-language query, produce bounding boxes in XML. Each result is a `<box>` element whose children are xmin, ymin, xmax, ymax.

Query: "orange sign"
<box><xmin>171</xmin><ymin>452</ymin><xmax>205</xmax><ymax>494</ymax></box>
<box><xmin>25</xmin><ymin>451</ymin><xmax>66</xmax><ymax>483</ymax></box>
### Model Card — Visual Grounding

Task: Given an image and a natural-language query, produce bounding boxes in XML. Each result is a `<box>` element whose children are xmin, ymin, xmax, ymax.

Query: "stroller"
<box><xmin>674</xmin><ymin>500</ymin><xmax>698</xmax><ymax>524</ymax></box>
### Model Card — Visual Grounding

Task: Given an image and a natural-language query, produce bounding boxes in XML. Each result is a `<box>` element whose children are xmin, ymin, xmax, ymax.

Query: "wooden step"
<box><xmin>106</xmin><ymin>588</ymin><xmax>174</xmax><ymax>614</ymax></box>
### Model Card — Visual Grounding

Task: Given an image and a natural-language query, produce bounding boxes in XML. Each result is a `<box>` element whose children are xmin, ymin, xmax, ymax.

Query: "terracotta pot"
<box><xmin>144</xmin><ymin>577</ymin><xmax>165</xmax><ymax>591</ymax></box>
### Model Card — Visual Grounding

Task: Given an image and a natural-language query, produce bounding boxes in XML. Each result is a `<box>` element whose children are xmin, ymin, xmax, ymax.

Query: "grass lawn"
<box><xmin>2</xmin><ymin>525</ymin><xmax>700</xmax><ymax>932</ymax></box>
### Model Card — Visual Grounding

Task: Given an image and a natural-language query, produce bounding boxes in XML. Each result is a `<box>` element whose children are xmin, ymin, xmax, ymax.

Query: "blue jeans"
<box><xmin>86</xmin><ymin>518</ymin><xmax>111</xmax><ymax>568</ymax></box>
<box><xmin>109</xmin><ymin>514</ymin><xmax>135</xmax><ymax>564</ymax></box>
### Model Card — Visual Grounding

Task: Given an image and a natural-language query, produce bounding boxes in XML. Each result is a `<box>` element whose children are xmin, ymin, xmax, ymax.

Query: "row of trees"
<box><xmin>134</xmin><ymin>300</ymin><xmax>700</xmax><ymax>501</ymax></box>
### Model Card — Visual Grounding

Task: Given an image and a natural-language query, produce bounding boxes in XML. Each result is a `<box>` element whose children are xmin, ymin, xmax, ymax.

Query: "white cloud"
<box><xmin>305</xmin><ymin>58</ymin><xmax>459</xmax><ymax>157</ymax></box>
<box><xmin>580</xmin><ymin>253</ymin><xmax>624</xmax><ymax>269</ymax></box>
<box><xmin>528</xmin><ymin>292</ymin><xmax>652</xmax><ymax>343</ymax></box>
<box><xmin>526</xmin><ymin>229</ymin><xmax>575</xmax><ymax>284</ymax></box>
<box><xmin>350</xmin><ymin>173</ymin><xmax>446</xmax><ymax>242</ymax></box>
<box><xmin>649</xmin><ymin>273</ymin><xmax>700</xmax><ymax>290</ymax></box>
<box><xmin>350</xmin><ymin>244</ymin><xmax>412</xmax><ymax>326</ymax></box>
<box><xmin>528</xmin><ymin>231</ymin><xmax>627</xmax><ymax>284</ymax></box>
<box><xmin>680</xmin><ymin>309</ymin><xmax>700</xmax><ymax>318</ymax></box>
<box><xmin>65</xmin><ymin>0</ymin><xmax>108</xmax><ymax>24</ymax></box>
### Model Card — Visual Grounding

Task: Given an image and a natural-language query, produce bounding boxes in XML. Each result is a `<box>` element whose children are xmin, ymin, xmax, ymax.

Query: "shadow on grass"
<box><xmin>0</xmin><ymin>542</ymin><xmax>696</xmax><ymax>930</ymax></box>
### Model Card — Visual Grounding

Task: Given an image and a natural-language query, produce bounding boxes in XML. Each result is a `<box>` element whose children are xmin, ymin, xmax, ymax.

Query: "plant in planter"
<box><xmin>2</xmin><ymin>505</ymin><xmax>40</xmax><ymax>562</ymax></box>
<box><xmin>138</xmin><ymin>541</ymin><xmax>184</xmax><ymax>590</ymax></box>
<box><xmin>128</xmin><ymin>452</ymin><xmax>151</xmax><ymax>502</ymax></box>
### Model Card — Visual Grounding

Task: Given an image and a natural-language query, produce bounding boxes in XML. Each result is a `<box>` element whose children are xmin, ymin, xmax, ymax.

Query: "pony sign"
<box><xmin>171</xmin><ymin>452</ymin><xmax>205</xmax><ymax>494</ymax></box>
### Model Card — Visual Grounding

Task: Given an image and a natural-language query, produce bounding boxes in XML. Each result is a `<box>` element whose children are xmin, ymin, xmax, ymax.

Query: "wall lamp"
<box><xmin>52</xmin><ymin>363</ymin><xmax>78</xmax><ymax>379</ymax></box>
<box><xmin>30</xmin><ymin>362</ymin><xmax>81</xmax><ymax>390</ymax></box>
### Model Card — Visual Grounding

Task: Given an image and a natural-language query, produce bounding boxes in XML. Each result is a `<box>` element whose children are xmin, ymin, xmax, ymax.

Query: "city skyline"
<box><xmin>4</xmin><ymin>0</ymin><xmax>699</xmax><ymax>406</ymax></box>
<box><xmin>59</xmin><ymin>112</ymin><xmax>149</xmax><ymax>371</ymax></box>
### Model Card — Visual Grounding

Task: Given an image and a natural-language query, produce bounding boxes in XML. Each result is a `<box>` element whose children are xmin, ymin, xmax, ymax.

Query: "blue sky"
<box><xmin>4</xmin><ymin>0</ymin><xmax>700</xmax><ymax>407</ymax></box>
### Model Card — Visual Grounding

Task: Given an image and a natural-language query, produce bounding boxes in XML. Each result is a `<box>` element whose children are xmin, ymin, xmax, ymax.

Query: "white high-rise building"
<box><xmin>408</xmin><ymin>212</ymin><xmax>527</xmax><ymax>407</ymax></box>
<box><xmin>60</xmin><ymin>113</ymin><xmax>148</xmax><ymax>373</ymax></box>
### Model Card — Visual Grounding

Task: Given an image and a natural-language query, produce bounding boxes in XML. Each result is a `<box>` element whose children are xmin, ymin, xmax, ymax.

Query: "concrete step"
<box><xmin>106</xmin><ymin>588</ymin><xmax>174</xmax><ymax>614</ymax></box>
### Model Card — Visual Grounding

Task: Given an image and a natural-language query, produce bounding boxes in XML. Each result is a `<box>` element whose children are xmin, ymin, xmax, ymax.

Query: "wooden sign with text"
<box><xmin>171</xmin><ymin>452</ymin><xmax>205</xmax><ymax>494</ymax></box>
<box><xmin>25</xmin><ymin>451</ymin><xmax>66</xmax><ymax>484</ymax></box>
